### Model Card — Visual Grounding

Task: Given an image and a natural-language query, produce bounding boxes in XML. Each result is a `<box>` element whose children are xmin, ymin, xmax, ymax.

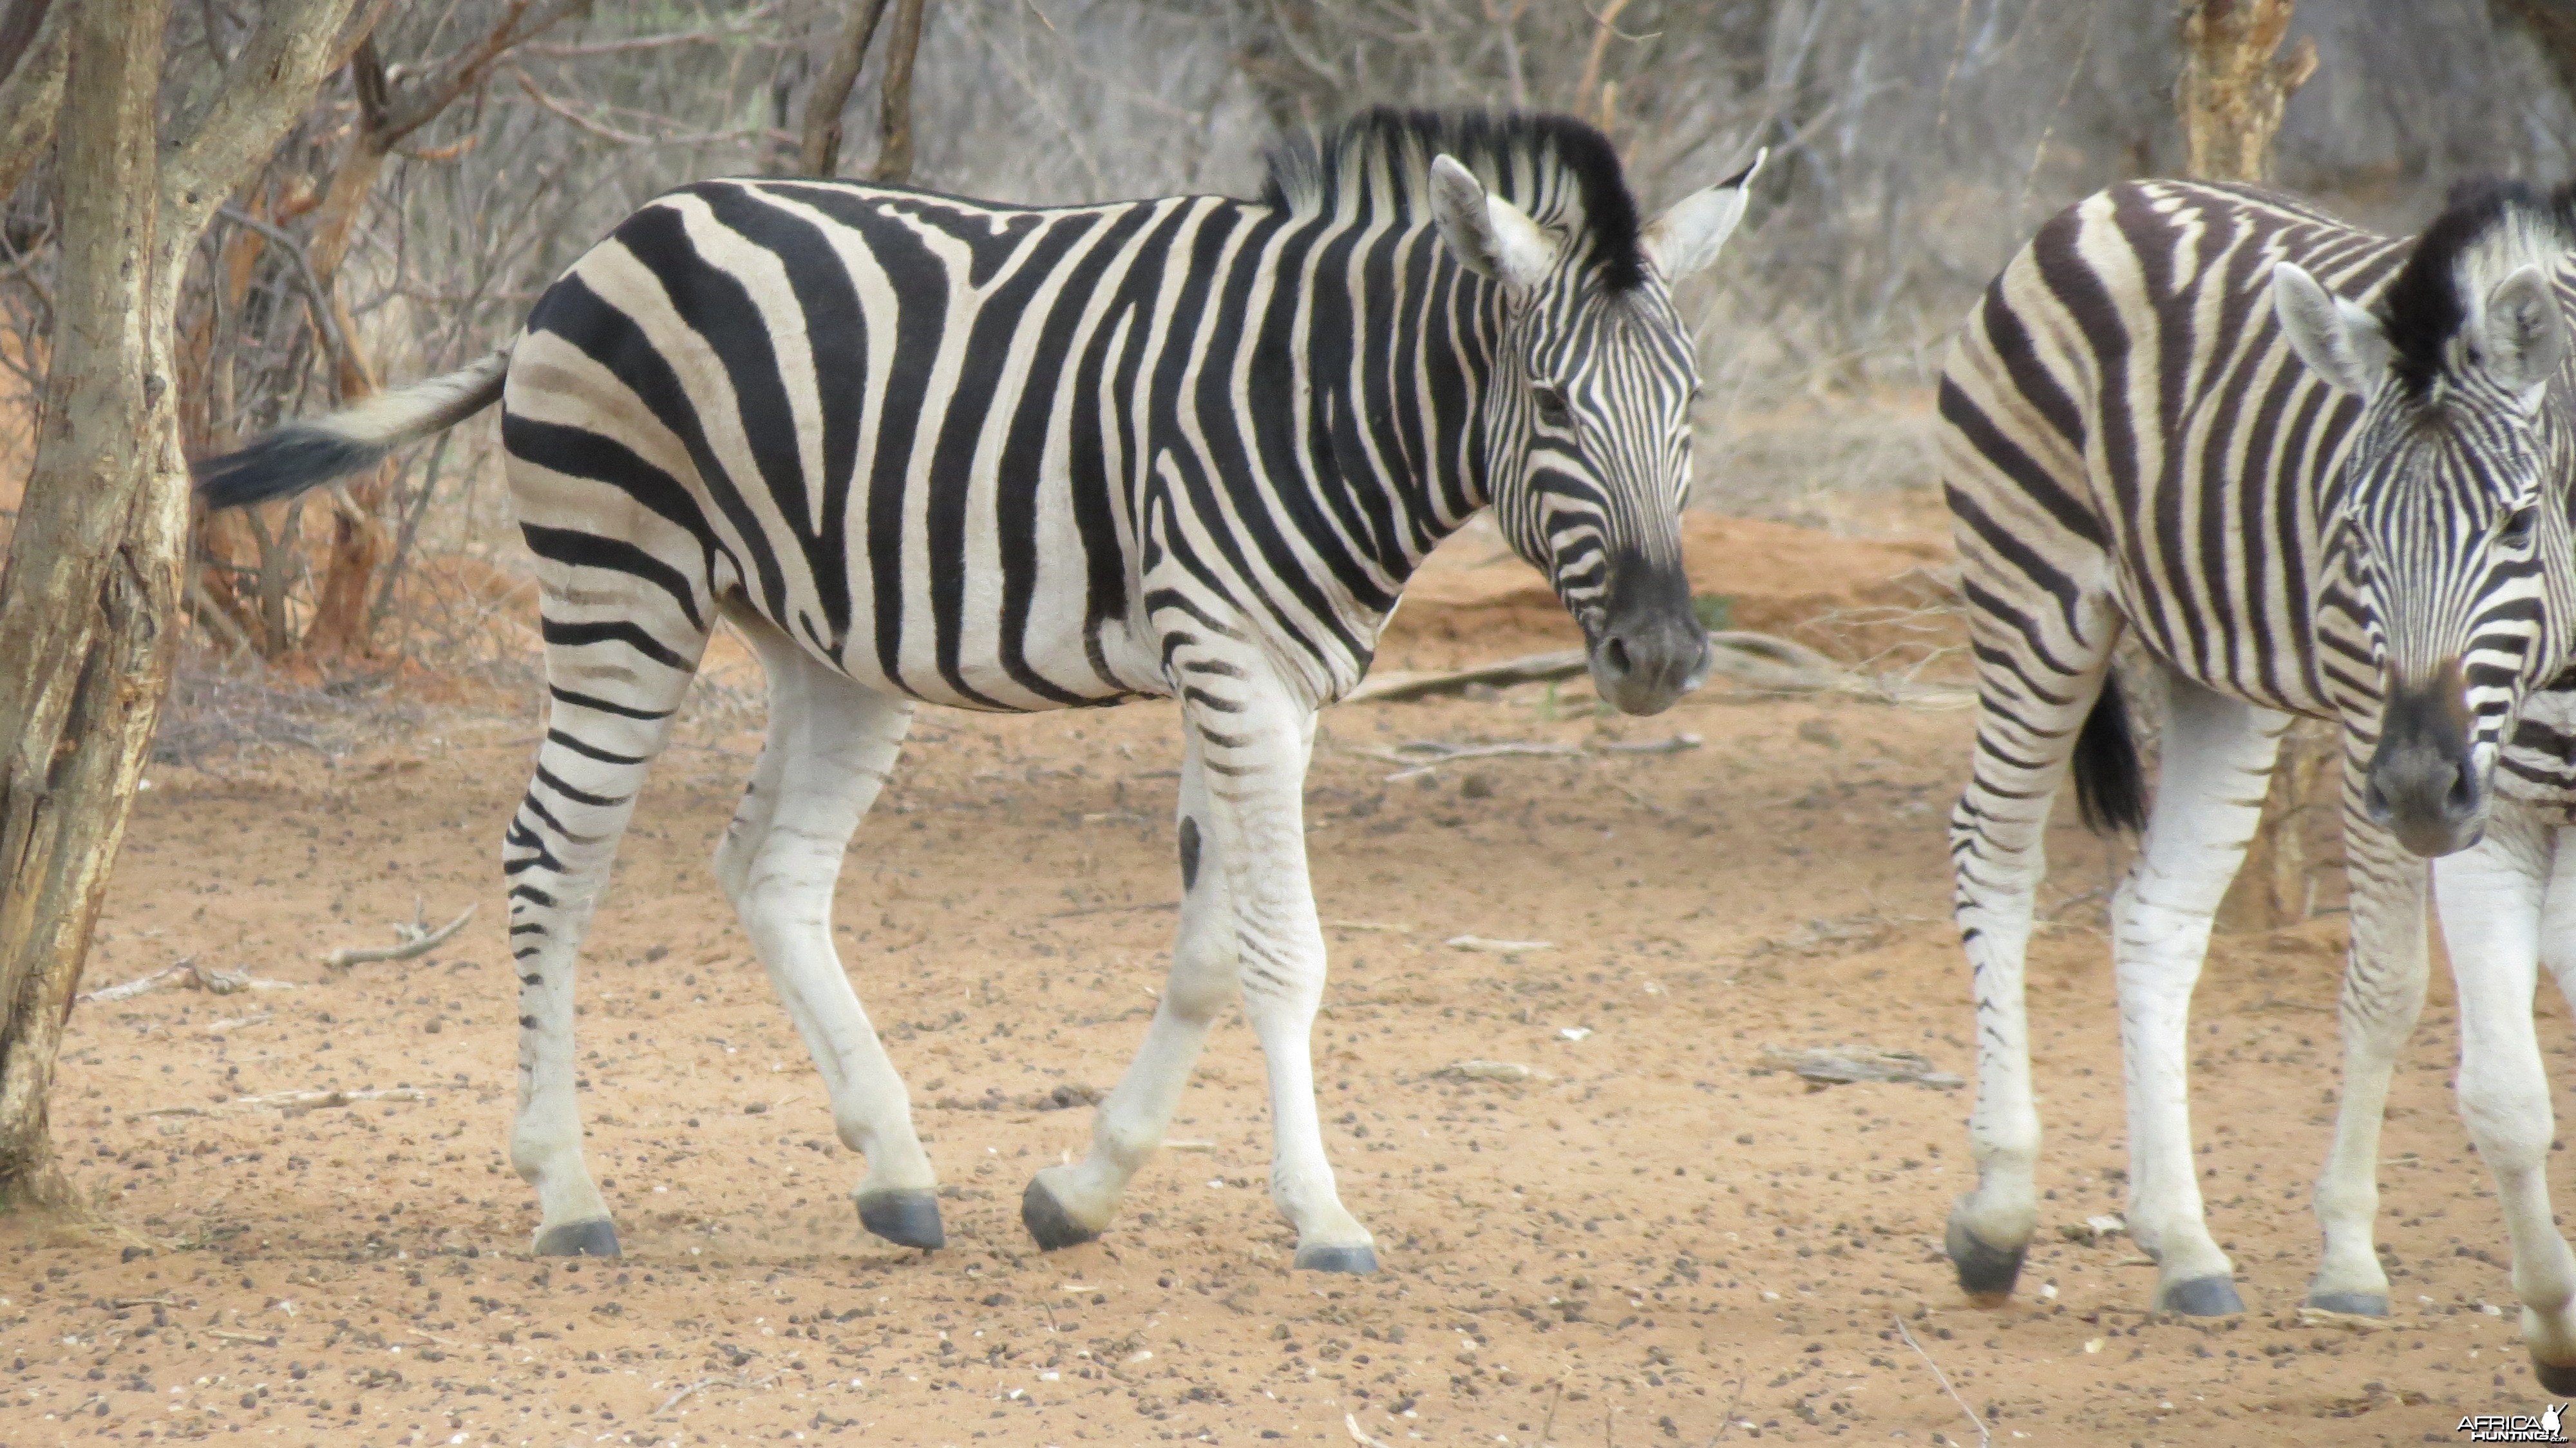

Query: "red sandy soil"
<box><xmin>1</xmin><ymin>511</ymin><xmax>2565</xmax><ymax>1448</ymax></box>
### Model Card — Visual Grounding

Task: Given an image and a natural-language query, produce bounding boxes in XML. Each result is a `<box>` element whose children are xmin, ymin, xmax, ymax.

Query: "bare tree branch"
<box><xmin>873</xmin><ymin>0</ymin><xmax>931</xmax><ymax>183</ymax></box>
<box><xmin>800</xmin><ymin>0</ymin><xmax>893</xmax><ymax>177</ymax></box>
<box><xmin>0</xmin><ymin>0</ymin><xmax>69</xmax><ymax>206</ymax></box>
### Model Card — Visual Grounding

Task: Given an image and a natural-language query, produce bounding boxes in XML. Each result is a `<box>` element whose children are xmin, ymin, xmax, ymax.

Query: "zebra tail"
<box><xmin>2070</xmin><ymin>668</ymin><xmax>2150</xmax><ymax>835</ymax></box>
<box><xmin>193</xmin><ymin>346</ymin><xmax>512</xmax><ymax>511</ymax></box>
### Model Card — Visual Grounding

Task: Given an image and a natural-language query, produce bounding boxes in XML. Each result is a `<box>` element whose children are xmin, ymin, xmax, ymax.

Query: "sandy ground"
<box><xmin>4</xmin><ymin>508</ymin><xmax>2570</xmax><ymax>1448</ymax></box>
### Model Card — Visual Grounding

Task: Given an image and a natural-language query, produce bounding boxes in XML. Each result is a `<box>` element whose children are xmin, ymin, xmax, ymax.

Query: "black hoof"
<box><xmin>1293</xmin><ymin>1243</ymin><xmax>1379</xmax><ymax>1275</ymax></box>
<box><xmin>856</xmin><ymin>1190</ymin><xmax>945</xmax><ymax>1250</ymax></box>
<box><xmin>534</xmin><ymin>1219</ymin><xmax>621</xmax><ymax>1258</ymax></box>
<box><xmin>2305</xmin><ymin>1290</ymin><xmax>2389</xmax><ymax>1317</ymax></box>
<box><xmin>2533</xmin><ymin>1356</ymin><xmax>2576</xmax><ymax>1397</ymax></box>
<box><xmin>1020</xmin><ymin>1178</ymin><xmax>1100</xmax><ymax>1252</ymax></box>
<box><xmin>2159</xmin><ymin>1275</ymin><xmax>2244</xmax><ymax>1316</ymax></box>
<box><xmin>1944</xmin><ymin>1221</ymin><xmax>2025</xmax><ymax>1306</ymax></box>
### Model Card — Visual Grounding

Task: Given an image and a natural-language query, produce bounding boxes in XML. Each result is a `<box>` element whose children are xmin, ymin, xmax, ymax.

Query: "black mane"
<box><xmin>1258</xmin><ymin>108</ymin><xmax>1648</xmax><ymax>292</ymax></box>
<box><xmin>2378</xmin><ymin>176</ymin><xmax>2576</xmax><ymax>393</ymax></box>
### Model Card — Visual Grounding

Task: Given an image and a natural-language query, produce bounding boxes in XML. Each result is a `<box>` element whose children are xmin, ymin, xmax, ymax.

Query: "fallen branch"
<box><xmin>1891</xmin><ymin>1314</ymin><xmax>1991</xmax><ymax>1447</ymax></box>
<box><xmin>234</xmin><ymin>1088</ymin><xmax>424</xmax><ymax>1114</ymax></box>
<box><xmin>1446</xmin><ymin>935</ymin><xmax>1553</xmax><ymax>955</ymax></box>
<box><xmin>1357</xmin><ymin>738</ymin><xmax>1585</xmax><ymax>780</ymax></box>
<box><xmin>1341</xmin><ymin>631</ymin><xmax>1971</xmax><ymax>708</ymax></box>
<box><xmin>1756</xmin><ymin>1045</ymin><xmax>1964</xmax><ymax>1091</ymax></box>
<box><xmin>208</xmin><ymin>1329</ymin><xmax>278</xmax><ymax>1346</ymax></box>
<box><xmin>80</xmin><ymin>959</ymin><xmax>297</xmax><ymax>1002</ymax></box>
<box><xmin>324</xmin><ymin>902</ymin><xmax>474</xmax><ymax>969</ymax></box>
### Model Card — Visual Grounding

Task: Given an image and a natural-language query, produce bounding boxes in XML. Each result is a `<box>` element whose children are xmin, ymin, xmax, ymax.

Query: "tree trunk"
<box><xmin>2174</xmin><ymin>0</ymin><xmax>2330</xmax><ymax>931</ymax></box>
<box><xmin>0</xmin><ymin>0</ymin><xmax>359</xmax><ymax>1208</ymax></box>
<box><xmin>0</xmin><ymin>0</ymin><xmax>178</xmax><ymax>1207</ymax></box>
<box><xmin>872</xmin><ymin>0</ymin><xmax>929</xmax><ymax>184</ymax></box>
<box><xmin>2176</xmin><ymin>0</ymin><xmax>2318</xmax><ymax>187</ymax></box>
<box><xmin>800</xmin><ymin>0</ymin><xmax>893</xmax><ymax>178</ymax></box>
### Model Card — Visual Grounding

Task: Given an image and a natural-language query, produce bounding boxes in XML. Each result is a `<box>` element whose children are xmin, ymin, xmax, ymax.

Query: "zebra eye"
<box><xmin>1531</xmin><ymin>383</ymin><xmax>1574</xmax><ymax>429</ymax></box>
<box><xmin>2501</xmin><ymin>506</ymin><xmax>2539</xmax><ymax>548</ymax></box>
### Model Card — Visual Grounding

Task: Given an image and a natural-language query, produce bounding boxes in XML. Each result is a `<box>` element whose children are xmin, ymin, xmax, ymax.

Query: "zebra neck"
<box><xmin>1298</xmin><ymin>220</ymin><xmax>1506</xmax><ymax>613</ymax></box>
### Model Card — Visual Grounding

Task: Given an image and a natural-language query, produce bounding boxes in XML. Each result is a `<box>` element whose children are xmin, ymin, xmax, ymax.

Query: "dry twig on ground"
<box><xmin>80</xmin><ymin>958</ymin><xmax>296</xmax><ymax>1003</ymax></box>
<box><xmin>323</xmin><ymin>900</ymin><xmax>474</xmax><ymax>969</ymax></box>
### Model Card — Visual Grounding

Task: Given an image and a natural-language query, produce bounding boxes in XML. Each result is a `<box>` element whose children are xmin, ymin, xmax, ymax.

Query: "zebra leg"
<box><xmin>1163</xmin><ymin>690</ymin><xmax>1370</xmax><ymax>1270</ymax></box>
<box><xmin>2434</xmin><ymin>804</ymin><xmax>2576</xmax><ymax>1391</ymax></box>
<box><xmin>2307</xmin><ymin>794</ymin><xmax>2430</xmax><ymax>1317</ymax></box>
<box><xmin>508</xmin><ymin>624</ymin><xmax>706</xmax><ymax>1258</ymax></box>
<box><xmin>2108</xmin><ymin>676</ymin><xmax>2284</xmax><ymax>1316</ymax></box>
<box><xmin>1023</xmin><ymin>730</ymin><xmax>1240</xmax><ymax>1250</ymax></box>
<box><xmin>714</xmin><ymin>618</ymin><xmax>939</xmax><ymax>1250</ymax></box>
<box><xmin>1944</xmin><ymin>595</ymin><xmax>2123</xmax><ymax>1306</ymax></box>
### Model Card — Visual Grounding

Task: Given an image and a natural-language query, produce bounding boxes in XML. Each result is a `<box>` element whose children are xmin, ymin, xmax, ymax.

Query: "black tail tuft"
<box><xmin>2070</xmin><ymin>670</ymin><xmax>2150</xmax><ymax>835</ymax></box>
<box><xmin>193</xmin><ymin>424</ymin><xmax>390</xmax><ymax>511</ymax></box>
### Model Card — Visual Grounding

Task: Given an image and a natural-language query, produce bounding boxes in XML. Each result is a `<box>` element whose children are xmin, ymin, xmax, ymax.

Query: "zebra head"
<box><xmin>2273</xmin><ymin>184</ymin><xmax>2576</xmax><ymax>856</ymax></box>
<box><xmin>1424</xmin><ymin>144</ymin><xmax>1763</xmax><ymax>716</ymax></box>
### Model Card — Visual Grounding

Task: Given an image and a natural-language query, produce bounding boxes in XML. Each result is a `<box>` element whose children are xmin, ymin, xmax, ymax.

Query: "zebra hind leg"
<box><xmin>714</xmin><ymin>618</ymin><xmax>940</xmax><ymax>1250</ymax></box>
<box><xmin>2307</xmin><ymin>787</ymin><xmax>2430</xmax><ymax>1317</ymax></box>
<box><xmin>508</xmin><ymin>612</ymin><xmax>708</xmax><ymax>1257</ymax></box>
<box><xmin>2105</xmin><ymin>675</ymin><xmax>2284</xmax><ymax>1316</ymax></box>
<box><xmin>1024</xmin><ymin>732</ymin><xmax>1240</xmax><ymax>1250</ymax></box>
<box><xmin>2439</xmin><ymin>807</ymin><xmax>2576</xmax><ymax>1391</ymax></box>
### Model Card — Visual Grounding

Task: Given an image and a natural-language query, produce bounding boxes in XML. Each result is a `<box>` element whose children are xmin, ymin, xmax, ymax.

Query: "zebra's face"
<box><xmin>1426</xmin><ymin>152</ymin><xmax>1763</xmax><ymax>715</ymax></box>
<box><xmin>2277</xmin><ymin>258</ymin><xmax>2575</xmax><ymax>856</ymax></box>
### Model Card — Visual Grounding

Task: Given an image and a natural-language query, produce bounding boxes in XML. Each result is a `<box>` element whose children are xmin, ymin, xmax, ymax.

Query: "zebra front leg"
<box><xmin>717</xmin><ymin>624</ymin><xmax>940</xmax><ymax>1250</ymax></box>
<box><xmin>1191</xmin><ymin>688</ymin><xmax>1372</xmax><ymax>1270</ymax></box>
<box><xmin>2436</xmin><ymin>805</ymin><xmax>2576</xmax><ymax>1391</ymax></box>
<box><xmin>1944</xmin><ymin>598</ymin><xmax>2125</xmax><ymax>1306</ymax></box>
<box><xmin>1023</xmin><ymin>731</ymin><xmax>1238</xmax><ymax>1250</ymax></box>
<box><xmin>2307</xmin><ymin>799</ymin><xmax>2430</xmax><ymax>1316</ymax></box>
<box><xmin>2108</xmin><ymin>677</ymin><xmax>2283</xmax><ymax>1315</ymax></box>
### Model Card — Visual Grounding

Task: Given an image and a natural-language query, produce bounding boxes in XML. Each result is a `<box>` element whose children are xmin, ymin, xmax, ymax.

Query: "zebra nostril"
<box><xmin>1601</xmin><ymin>635</ymin><xmax>1634</xmax><ymax>678</ymax></box>
<box><xmin>2361</xmin><ymin>777</ymin><xmax>2394</xmax><ymax>823</ymax></box>
<box><xmin>2445</xmin><ymin>761</ymin><xmax>2479</xmax><ymax>819</ymax></box>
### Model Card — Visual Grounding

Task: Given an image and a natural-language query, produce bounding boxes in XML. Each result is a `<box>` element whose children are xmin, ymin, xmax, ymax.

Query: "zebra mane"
<box><xmin>2378</xmin><ymin>176</ymin><xmax>2576</xmax><ymax>394</ymax></box>
<box><xmin>1258</xmin><ymin>108</ymin><xmax>1648</xmax><ymax>292</ymax></box>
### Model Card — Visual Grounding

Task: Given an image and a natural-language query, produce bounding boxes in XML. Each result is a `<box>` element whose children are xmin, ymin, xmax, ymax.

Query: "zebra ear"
<box><xmin>2481</xmin><ymin>264</ymin><xmax>2566</xmax><ymax>399</ymax></box>
<box><xmin>1642</xmin><ymin>149</ymin><xmax>1765</xmax><ymax>282</ymax></box>
<box><xmin>2273</xmin><ymin>261</ymin><xmax>2392</xmax><ymax>398</ymax></box>
<box><xmin>1428</xmin><ymin>154</ymin><xmax>1558</xmax><ymax>290</ymax></box>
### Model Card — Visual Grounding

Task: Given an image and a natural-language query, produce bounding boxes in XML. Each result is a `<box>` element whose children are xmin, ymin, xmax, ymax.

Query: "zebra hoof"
<box><xmin>2533</xmin><ymin>1355</ymin><xmax>2576</xmax><ymax>1397</ymax></box>
<box><xmin>1944</xmin><ymin>1221</ymin><xmax>2025</xmax><ymax>1306</ymax></box>
<box><xmin>2158</xmin><ymin>1275</ymin><xmax>2244</xmax><ymax>1317</ymax></box>
<box><xmin>533</xmin><ymin>1219</ymin><xmax>621</xmax><ymax>1258</ymax></box>
<box><xmin>1292</xmin><ymin>1243</ymin><xmax>1379</xmax><ymax>1275</ymax></box>
<box><xmin>1020</xmin><ymin>1178</ymin><xmax>1101</xmax><ymax>1252</ymax></box>
<box><xmin>855</xmin><ymin>1190</ymin><xmax>945</xmax><ymax>1251</ymax></box>
<box><xmin>2304</xmin><ymin>1290</ymin><xmax>2388</xmax><ymax>1317</ymax></box>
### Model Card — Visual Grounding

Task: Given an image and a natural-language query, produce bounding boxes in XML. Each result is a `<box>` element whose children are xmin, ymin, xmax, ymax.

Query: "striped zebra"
<box><xmin>1935</xmin><ymin>174</ymin><xmax>2576</xmax><ymax>1360</ymax></box>
<box><xmin>193</xmin><ymin>110</ymin><xmax>1761</xmax><ymax>1271</ymax></box>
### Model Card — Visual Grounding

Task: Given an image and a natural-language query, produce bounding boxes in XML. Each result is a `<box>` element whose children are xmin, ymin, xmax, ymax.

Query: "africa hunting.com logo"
<box><xmin>2461</xmin><ymin>1402</ymin><xmax>2569</xmax><ymax>1443</ymax></box>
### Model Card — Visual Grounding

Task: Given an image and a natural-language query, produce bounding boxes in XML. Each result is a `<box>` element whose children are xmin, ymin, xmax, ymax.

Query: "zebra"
<box><xmin>193</xmin><ymin>109</ymin><xmax>1762</xmax><ymax>1272</ymax></box>
<box><xmin>1933</xmin><ymin>173</ymin><xmax>2576</xmax><ymax>1360</ymax></box>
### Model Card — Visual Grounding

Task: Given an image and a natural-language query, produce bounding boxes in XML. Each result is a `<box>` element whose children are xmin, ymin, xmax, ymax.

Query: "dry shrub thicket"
<box><xmin>1</xmin><ymin>0</ymin><xmax>2571</xmax><ymax>754</ymax></box>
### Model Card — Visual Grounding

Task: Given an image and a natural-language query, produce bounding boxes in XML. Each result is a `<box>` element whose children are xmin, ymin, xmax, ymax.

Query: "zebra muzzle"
<box><xmin>2363</xmin><ymin>665</ymin><xmax>2486</xmax><ymax>857</ymax></box>
<box><xmin>1586</xmin><ymin>558</ymin><xmax>1711</xmax><ymax>716</ymax></box>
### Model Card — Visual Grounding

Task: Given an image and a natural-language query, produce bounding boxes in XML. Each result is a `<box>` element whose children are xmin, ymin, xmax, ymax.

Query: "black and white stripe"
<box><xmin>194</xmin><ymin>109</ymin><xmax>1759</xmax><ymax>1268</ymax></box>
<box><xmin>1933</xmin><ymin>175</ymin><xmax>2576</xmax><ymax>1351</ymax></box>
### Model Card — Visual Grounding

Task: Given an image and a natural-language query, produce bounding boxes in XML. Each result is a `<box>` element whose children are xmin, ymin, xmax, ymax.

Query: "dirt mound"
<box><xmin>1380</xmin><ymin>511</ymin><xmax>1958</xmax><ymax>671</ymax></box>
